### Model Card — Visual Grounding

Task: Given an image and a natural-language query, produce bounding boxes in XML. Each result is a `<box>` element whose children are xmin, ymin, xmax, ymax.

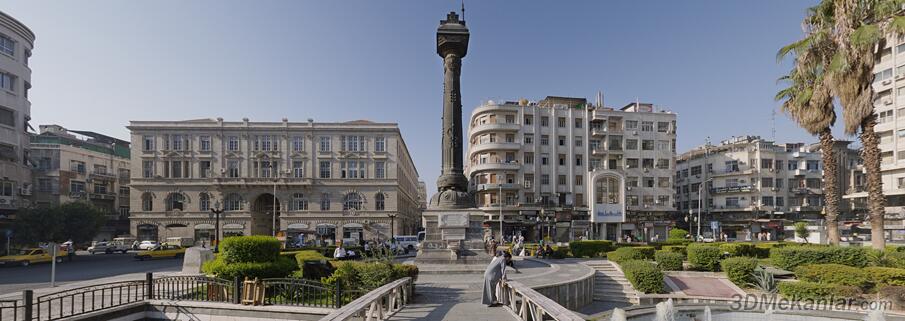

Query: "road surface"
<box><xmin>0</xmin><ymin>251</ymin><xmax>182</xmax><ymax>295</ymax></box>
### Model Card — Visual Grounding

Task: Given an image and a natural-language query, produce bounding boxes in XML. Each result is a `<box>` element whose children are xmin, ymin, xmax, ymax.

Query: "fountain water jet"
<box><xmin>702</xmin><ymin>306</ymin><xmax>712</xmax><ymax>321</ymax></box>
<box><xmin>609</xmin><ymin>308</ymin><xmax>627</xmax><ymax>321</ymax></box>
<box><xmin>654</xmin><ymin>298</ymin><xmax>676</xmax><ymax>321</ymax></box>
<box><xmin>865</xmin><ymin>309</ymin><xmax>886</xmax><ymax>321</ymax></box>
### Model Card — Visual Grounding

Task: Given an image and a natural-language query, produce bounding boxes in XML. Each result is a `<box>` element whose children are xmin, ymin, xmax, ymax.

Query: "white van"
<box><xmin>394</xmin><ymin>235</ymin><xmax>419</xmax><ymax>252</ymax></box>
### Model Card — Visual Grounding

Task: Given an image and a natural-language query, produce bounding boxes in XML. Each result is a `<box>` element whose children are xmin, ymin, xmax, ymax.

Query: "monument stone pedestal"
<box><xmin>416</xmin><ymin>209</ymin><xmax>491</xmax><ymax>265</ymax></box>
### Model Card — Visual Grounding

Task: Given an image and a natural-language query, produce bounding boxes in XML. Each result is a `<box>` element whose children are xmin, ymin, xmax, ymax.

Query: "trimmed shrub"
<box><xmin>720</xmin><ymin>243</ymin><xmax>756</xmax><ymax>257</ymax></box>
<box><xmin>654</xmin><ymin>250</ymin><xmax>683</xmax><ymax>271</ymax></box>
<box><xmin>606</xmin><ymin>246</ymin><xmax>655</xmax><ymax>264</ymax></box>
<box><xmin>794</xmin><ymin>264</ymin><xmax>871</xmax><ymax>289</ymax></box>
<box><xmin>569</xmin><ymin>240</ymin><xmax>614</xmax><ymax>258</ymax></box>
<box><xmin>687</xmin><ymin>243</ymin><xmax>723</xmax><ymax>271</ymax></box>
<box><xmin>885</xmin><ymin>251</ymin><xmax>905</xmax><ymax>269</ymax></box>
<box><xmin>203</xmin><ymin>256</ymin><xmax>297</xmax><ymax>280</ymax></box>
<box><xmin>393</xmin><ymin>264</ymin><xmax>420</xmax><ymax>282</ymax></box>
<box><xmin>668</xmin><ymin>228</ymin><xmax>688</xmax><ymax>240</ymax></box>
<box><xmin>294</xmin><ymin>250</ymin><xmax>327</xmax><ymax>265</ymax></box>
<box><xmin>721</xmin><ymin>257</ymin><xmax>759</xmax><ymax>286</ymax></box>
<box><xmin>866</xmin><ymin>267</ymin><xmax>905</xmax><ymax>287</ymax></box>
<box><xmin>620</xmin><ymin>260</ymin><xmax>664</xmax><ymax>294</ymax></box>
<box><xmin>770</xmin><ymin>245</ymin><xmax>868</xmax><ymax>271</ymax></box>
<box><xmin>220</xmin><ymin>236</ymin><xmax>282</xmax><ymax>264</ymax></box>
<box><xmin>777</xmin><ymin>281</ymin><xmax>861</xmax><ymax>301</ymax></box>
<box><xmin>662</xmin><ymin>245</ymin><xmax>687</xmax><ymax>257</ymax></box>
<box><xmin>322</xmin><ymin>261</ymin><xmax>417</xmax><ymax>292</ymax></box>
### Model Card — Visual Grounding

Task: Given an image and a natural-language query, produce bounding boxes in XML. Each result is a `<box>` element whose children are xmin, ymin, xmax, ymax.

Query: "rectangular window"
<box><xmin>142</xmin><ymin>161</ymin><xmax>154</xmax><ymax>178</ymax></box>
<box><xmin>540</xmin><ymin>135</ymin><xmax>549</xmax><ymax>145</ymax></box>
<box><xmin>557</xmin><ymin>175</ymin><xmax>566</xmax><ymax>186</ymax></box>
<box><xmin>657</xmin><ymin>122</ymin><xmax>669</xmax><ymax>133</ymax></box>
<box><xmin>625</xmin><ymin>139</ymin><xmax>638</xmax><ymax>150</ymax></box>
<box><xmin>171</xmin><ymin>134</ymin><xmax>183</xmax><ymax>151</ymax></box>
<box><xmin>626</xmin><ymin>158</ymin><xmax>639</xmax><ymax>169</ymax></box>
<box><xmin>524</xmin><ymin>174</ymin><xmax>534</xmax><ymax>189</ymax></box>
<box><xmin>541</xmin><ymin>154</ymin><xmax>549</xmax><ymax>165</ymax></box>
<box><xmin>761</xmin><ymin>196</ymin><xmax>774</xmax><ymax>206</ymax></box>
<box><xmin>524</xmin><ymin>134</ymin><xmax>533</xmax><ymax>144</ymax></box>
<box><xmin>575</xmin><ymin>154</ymin><xmax>583</xmax><ymax>166</ymax></box>
<box><xmin>574</xmin><ymin>175</ymin><xmax>584</xmax><ymax>186</ymax></box>
<box><xmin>200</xmin><ymin>161</ymin><xmax>211</xmax><ymax>178</ymax></box>
<box><xmin>0</xmin><ymin>72</ymin><xmax>13</xmax><ymax>92</ymax></box>
<box><xmin>558</xmin><ymin>154</ymin><xmax>566</xmax><ymax>166</ymax></box>
<box><xmin>761</xmin><ymin>177</ymin><xmax>774</xmax><ymax>188</ymax></box>
<box><xmin>641</xmin><ymin>121</ymin><xmax>653</xmax><ymax>132</ymax></box>
<box><xmin>0</xmin><ymin>34</ymin><xmax>14</xmax><ymax>56</ymax></box>
<box><xmin>776</xmin><ymin>197</ymin><xmax>785</xmax><ymax>207</ymax></box>
<box><xmin>319</xmin><ymin>137</ymin><xmax>331</xmax><ymax>152</ymax></box>
<box><xmin>524</xmin><ymin>115</ymin><xmax>533</xmax><ymax>125</ymax></box>
<box><xmin>292</xmin><ymin>160</ymin><xmax>305</xmax><ymax>178</ymax></box>
<box><xmin>227</xmin><ymin>160</ymin><xmax>240</xmax><ymax>177</ymax></box>
<box><xmin>575</xmin><ymin>118</ymin><xmax>583</xmax><ymax>128</ymax></box>
<box><xmin>142</xmin><ymin>136</ymin><xmax>154</xmax><ymax>151</ymax></box>
<box><xmin>375</xmin><ymin>137</ymin><xmax>386</xmax><ymax>152</ymax></box>
<box><xmin>540</xmin><ymin>116</ymin><xmax>549</xmax><ymax>127</ymax></box>
<box><xmin>558</xmin><ymin>135</ymin><xmax>565</xmax><ymax>146</ymax></box>
<box><xmin>657</xmin><ymin>195</ymin><xmax>669</xmax><ymax>205</ymax></box>
<box><xmin>171</xmin><ymin>161</ymin><xmax>183</xmax><ymax>178</ymax></box>
<box><xmin>70</xmin><ymin>181</ymin><xmax>85</xmax><ymax>194</ymax></box>
<box><xmin>200</xmin><ymin>136</ymin><xmax>211</xmax><ymax>151</ymax></box>
<box><xmin>227</xmin><ymin>136</ymin><xmax>239</xmax><ymax>151</ymax></box>
<box><xmin>656</xmin><ymin>159</ymin><xmax>670</xmax><ymax>169</ymax></box>
<box><xmin>625</xmin><ymin>120</ymin><xmax>638</xmax><ymax>130</ymax></box>
<box><xmin>658</xmin><ymin>177</ymin><xmax>670</xmax><ymax>188</ymax></box>
<box><xmin>557</xmin><ymin>117</ymin><xmax>566</xmax><ymax>127</ymax></box>
<box><xmin>524</xmin><ymin>152</ymin><xmax>534</xmax><ymax>164</ymax></box>
<box><xmin>0</xmin><ymin>107</ymin><xmax>12</xmax><ymax>127</ymax></box>
<box><xmin>691</xmin><ymin>165</ymin><xmax>702</xmax><ymax>176</ymax></box>
<box><xmin>541</xmin><ymin>174</ymin><xmax>550</xmax><ymax>185</ymax></box>
<box><xmin>761</xmin><ymin>159</ymin><xmax>773</xmax><ymax>169</ymax></box>
<box><xmin>575</xmin><ymin>137</ymin><xmax>582</xmax><ymax>147</ymax></box>
<box><xmin>726</xmin><ymin>197</ymin><xmax>740</xmax><ymax>207</ymax></box>
<box><xmin>292</xmin><ymin>136</ymin><xmax>304</xmax><ymax>152</ymax></box>
<box><xmin>375</xmin><ymin>161</ymin><xmax>386</xmax><ymax>179</ymax></box>
<box><xmin>319</xmin><ymin>161</ymin><xmax>331</xmax><ymax>178</ymax></box>
<box><xmin>642</xmin><ymin>140</ymin><xmax>654</xmax><ymax>150</ymax></box>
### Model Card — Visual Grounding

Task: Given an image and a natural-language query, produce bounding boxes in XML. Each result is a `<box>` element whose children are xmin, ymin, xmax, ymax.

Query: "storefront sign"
<box><xmin>710</xmin><ymin>185</ymin><xmax>753</xmax><ymax>194</ymax></box>
<box><xmin>592</xmin><ymin>203</ymin><xmax>625</xmax><ymax>223</ymax></box>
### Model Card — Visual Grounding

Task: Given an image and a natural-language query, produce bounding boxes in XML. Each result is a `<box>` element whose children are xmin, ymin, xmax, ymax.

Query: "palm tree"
<box><xmin>777</xmin><ymin>1</ymin><xmax>842</xmax><ymax>245</ymax></box>
<box><xmin>783</xmin><ymin>0</ymin><xmax>905</xmax><ymax>249</ymax></box>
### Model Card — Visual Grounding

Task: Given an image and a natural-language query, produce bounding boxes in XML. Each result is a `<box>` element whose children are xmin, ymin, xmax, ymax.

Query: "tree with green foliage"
<box><xmin>12</xmin><ymin>202</ymin><xmax>105</xmax><ymax>245</ymax></box>
<box><xmin>668</xmin><ymin>228</ymin><xmax>688</xmax><ymax>240</ymax></box>
<box><xmin>795</xmin><ymin>222</ymin><xmax>811</xmax><ymax>244</ymax></box>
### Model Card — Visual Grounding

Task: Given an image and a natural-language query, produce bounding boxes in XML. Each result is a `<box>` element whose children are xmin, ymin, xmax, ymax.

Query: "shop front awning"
<box><xmin>223</xmin><ymin>223</ymin><xmax>244</xmax><ymax>230</ymax></box>
<box><xmin>343</xmin><ymin>223</ymin><xmax>364</xmax><ymax>228</ymax></box>
<box><xmin>286</xmin><ymin>223</ymin><xmax>309</xmax><ymax>230</ymax></box>
<box><xmin>194</xmin><ymin>223</ymin><xmax>215</xmax><ymax>230</ymax></box>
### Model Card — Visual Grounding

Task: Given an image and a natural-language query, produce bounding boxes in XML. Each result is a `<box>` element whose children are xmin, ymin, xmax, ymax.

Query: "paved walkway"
<box><xmin>389</xmin><ymin>258</ymin><xmax>594</xmax><ymax>321</ymax></box>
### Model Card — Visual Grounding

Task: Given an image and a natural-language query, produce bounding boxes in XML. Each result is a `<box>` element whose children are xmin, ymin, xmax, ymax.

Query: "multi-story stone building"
<box><xmin>465</xmin><ymin>95</ymin><xmax>677</xmax><ymax>242</ymax></box>
<box><xmin>30</xmin><ymin>125</ymin><xmax>132</xmax><ymax>240</ymax></box>
<box><xmin>847</xmin><ymin>35</ymin><xmax>905</xmax><ymax>241</ymax></box>
<box><xmin>127</xmin><ymin>118</ymin><xmax>421</xmax><ymax>246</ymax></box>
<box><xmin>676</xmin><ymin>136</ymin><xmax>861</xmax><ymax>241</ymax></box>
<box><xmin>0</xmin><ymin>10</ymin><xmax>34</xmax><ymax>236</ymax></box>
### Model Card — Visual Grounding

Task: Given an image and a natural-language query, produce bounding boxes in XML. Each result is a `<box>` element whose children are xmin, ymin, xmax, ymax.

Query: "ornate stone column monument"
<box><xmin>416</xmin><ymin>12</ymin><xmax>490</xmax><ymax>264</ymax></box>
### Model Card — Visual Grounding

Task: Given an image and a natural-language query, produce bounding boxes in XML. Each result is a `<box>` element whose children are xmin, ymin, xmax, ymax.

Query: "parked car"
<box><xmin>134</xmin><ymin>244</ymin><xmax>185</xmax><ymax>261</ymax></box>
<box><xmin>0</xmin><ymin>248</ymin><xmax>62</xmax><ymax>267</ymax></box>
<box><xmin>394</xmin><ymin>235</ymin><xmax>420</xmax><ymax>252</ymax></box>
<box><xmin>87</xmin><ymin>241</ymin><xmax>130</xmax><ymax>254</ymax></box>
<box><xmin>137</xmin><ymin>241</ymin><xmax>158</xmax><ymax>250</ymax></box>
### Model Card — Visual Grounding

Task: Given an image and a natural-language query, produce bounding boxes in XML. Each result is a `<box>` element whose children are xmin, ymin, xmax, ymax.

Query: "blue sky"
<box><xmin>5</xmin><ymin>1</ymin><xmax>822</xmax><ymax>194</ymax></box>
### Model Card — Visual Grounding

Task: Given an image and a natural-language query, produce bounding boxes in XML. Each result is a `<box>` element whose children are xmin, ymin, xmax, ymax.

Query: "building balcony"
<box><xmin>711</xmin><ymin>168</ymin><xmax>757</xmax><ymax>177</ymax></box>
<box><xmin>790</xmin><ymin>205</ymin><xmax>821</xmax><ymax>212</ymax></box>
<box><xmin>0</xmin><ymin>195</ymin><xmax>19</xmax><ymax>210</ymax></box>
<box><xmin>468</xmin><ymin>161</ymin><xmax>521</xmax><ymax>173</ymax></box>
<box><xmin>791</xmin><ymin>187</ymin><xmax>823</xmax><ymax>195</ymax></box>
<box><xmin>711</xmin><ymin>205</ymin><xmax>756</xmax><ymax>212</ymax></box>
<box><xmin>470</xmin><ymin>123</ymin><xmax>521</xmax><ymax>136</ymax></box>
<box><xmin>90</xmin><ymin>171</ymin><xmax>117</xmax><ymax>181</ymax></box>
<box><xmin>793</xmin><ymin>169</ymin><xmax>821</xmax><ymax>176</ymax></box>
<box><xmin>710</xmin><ymin>185</ymin><xmax>755</xmax><ymax>194</ymax></box>
<box><xmin>475</xmin><ymin>183</ymin><xmax>521</xmax><ymax>191</ymax></box>
<box><xmin>470</xmin><ymin>142</ymin><xmax>521</xmax><ymax>154</ymax></box>
<box><xmin>89</xmin><ymin>193</ymin><xmax>117</xmax><ymax>201</ymax></box>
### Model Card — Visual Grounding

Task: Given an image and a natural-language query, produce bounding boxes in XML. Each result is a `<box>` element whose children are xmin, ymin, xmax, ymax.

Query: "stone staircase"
<box><xmin>584</xmin><ymin>260</ymin><xmax>640</xmax><ymax>304</ymax></box>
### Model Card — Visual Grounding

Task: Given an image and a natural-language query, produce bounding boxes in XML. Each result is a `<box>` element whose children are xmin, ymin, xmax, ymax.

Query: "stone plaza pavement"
<box><xmin>389</xmin><ymin>258</ymin><xmax>593</xmax><ymax>321</ymax></box>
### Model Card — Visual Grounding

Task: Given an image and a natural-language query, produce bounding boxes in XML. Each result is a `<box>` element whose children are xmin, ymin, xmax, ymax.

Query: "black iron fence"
<box><xmin>0</xmin><ymin>273</ymin><xmax>375</xmax><ymax>321</ymax></box>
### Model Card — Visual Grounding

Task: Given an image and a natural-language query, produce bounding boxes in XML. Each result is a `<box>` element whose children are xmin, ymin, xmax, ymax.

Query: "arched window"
<box><xmin>166</xmin><ymin>193</ymin><xmax>186</xmax><ymax>211</ymax></box>
<box><xmin>141</xmin><ymin>192</ymin><xmax>153</xmax><ymax>211</ymax></box>
<box><xmin>224</xmin><ymin>193</ymin><xmax>244</xmax><ymax>211</ymax></box>
<box><xmin>199</xmin><ymin>193</ymin><xmax>210</xmax><ymax>212</ymax></box>
<box><xmin>342</xmin><ymin>193</ymin><xmax>362</xmax><ymax>211</ymax></box>
<box><xmin>375</xmin><ymin>193</ymin><xmax>385</xmax><ymax>211</ymax></box>
<box><xmin>320</xmin><ymin>193</ymin><xmax>331</xmax><ymax>211</ymax></box>
<box><xmin>291</xmin><ymin>193</ymin><xmax>308</xmax><ymax>211</ymax></box>
<box><xmin>595</xmin><ymin>176</ymin><xmax>621</xmax><ymax>204</ymax></box>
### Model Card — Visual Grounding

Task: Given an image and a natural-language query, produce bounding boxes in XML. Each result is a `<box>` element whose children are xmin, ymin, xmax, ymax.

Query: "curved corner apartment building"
<box><xmin>0</xmin><ymin>10</ymin><xmax>34</xmax><ymax>222</ymax></box>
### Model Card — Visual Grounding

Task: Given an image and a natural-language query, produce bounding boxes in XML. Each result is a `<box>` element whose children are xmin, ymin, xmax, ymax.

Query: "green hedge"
<box><xmin>777</xmin><ymin>281</ymin><xmax>861</xmax><ymax>301</ymax></box>
<box><xmin>322</xmin><ymin>261</ymin><xmax>419</xmax><ymax>292</ymax></box>
<box><xmin>720</xmin><ymin>243</ymin><xmax>756</xmax><ymax>257</ymax></box>
<box><xmin>655</xmin><ymin>250</ymin><xmax>684</xmax><ymax>271</ymax></box>
<box><xmin>620</xmin><ymin>260</ymin><xmax>664</xmax><ymax>294</ymax></box>
<box><xmin>221</xmin><ymin>236</ymin><xmax>282</xmax><ymax>264</ymax></box>
<box><xmin>662</xmin><ymin>245</ymin><xmax>687</xmax><ymax>257</ymax></box>
<box><xmin>721</xmin><ymin>257</ymin><xmax>758</xmax><ymax>286</ymax></box>
<box><xmin>770</xmin><ymin>246</ymin><xmax>868</xmax><ymax>271</ymax></box>
<box><xmin>866</xmin><ymin>267</ymin><xmax>905</xmax><ymax>287</ymax></box>
<box><xmin>794</xmin><ymin>264</ymin><xmax>871</xmax><ymax>289</ymax></box>
<box><xmin>668</xmin><ymin>228</ymin><xmax>688</xmax><ymax>240</ymax></box>
<box><xmin>569</xmin><ymin>240</ymin><xmax>614</xmax><ymax>258</ymax></box>
<box><xmin>203</xmin><ymin>256</ymin><xmax>297</xmax><ymax>280</ymax></box>
<box><xmin>606</xmin><ymin>246</ymin><xmax>655</xmax><ymax>264</ymax></box>
<box><xmin>687</xmin><ymin>243</ymin><xmax>723</xmax><ymax>271</ymax></box>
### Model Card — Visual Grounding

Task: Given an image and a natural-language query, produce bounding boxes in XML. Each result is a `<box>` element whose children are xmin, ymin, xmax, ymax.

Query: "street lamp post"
<box><xmin>210</xmin><ymin>200</ymin><xmax>224</xmax><ymax>253</ymax></box>
<box><xmin>387</xmin><ymin>213</ymin><xmax>397</xmax><ymax>244</ymax></box>
<box><xmin>697</xmin><ymin>178</ymin><xmax>713</xmax><ymax>241</ymax></box>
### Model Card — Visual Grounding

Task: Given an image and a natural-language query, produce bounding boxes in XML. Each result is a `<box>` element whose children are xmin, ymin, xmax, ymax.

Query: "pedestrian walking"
<box><xmin>67</xmin><ymin>243</ymin><xmax>75</xmax><ymax>262</ymax></box>
<box><xmin>482</xmin><ymin>251</ymin><xmax>510</xmax><ymax>307</ymax></box>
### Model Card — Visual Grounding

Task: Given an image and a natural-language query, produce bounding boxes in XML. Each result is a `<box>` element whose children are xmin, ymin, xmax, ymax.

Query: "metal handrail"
<box><xmin>319</xmin><ymin>277</ymin><xmax>412</xmax><ymax>321</ymax></box>
<box><xmin>499</xmin><ymin>280</ymin><xmax>584</xmax><ymax>321</ymax></box>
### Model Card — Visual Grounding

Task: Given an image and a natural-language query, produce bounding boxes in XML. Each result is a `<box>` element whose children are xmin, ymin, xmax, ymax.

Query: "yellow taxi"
<box><xmin>134</xmin><ymin>243</ymin><xmax>186</xmax><ymax>261</ymax></box>
<box><xmin>0</xmin><ymin>248</ymin><xmax>63</xmax><ymax>267</ymax></box>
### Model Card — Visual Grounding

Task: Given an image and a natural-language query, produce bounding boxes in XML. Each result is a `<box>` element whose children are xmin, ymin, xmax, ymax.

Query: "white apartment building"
<box><xmin>128</xmin><ymin>118</ymin><xmax>421</xmax><ymax>246</ymax></box>
<box><xmin>852</xmin><ymin>34</ymin><xmax>905</xmax><ymax>241</ymax></box>
<box><xmin>0</xmin><ymin>10</ymin><xmax>34</xmax><ymax>236</ymax></box>
<box><xmin>30</xmin><ymin>125</ymin><xmax>132</xmax><ymax>240</ymax></box>
<box><xmin>676</xmin><ymin>136</ymin><xmax>860</xmax><ymax>241</ymax></box>
<box><xmin>465</xmin><ymin>96</ymin><xmax>677</xmax><ymax>242</ymax></box>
